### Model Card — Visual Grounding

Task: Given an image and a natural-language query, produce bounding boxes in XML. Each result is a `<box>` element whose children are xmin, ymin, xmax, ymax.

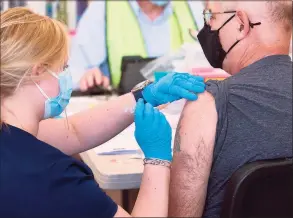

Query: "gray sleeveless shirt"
<box><xmin>203</xmin><ymin>55</ymin><xmax>292</xmax><ymax>218</ymax></box>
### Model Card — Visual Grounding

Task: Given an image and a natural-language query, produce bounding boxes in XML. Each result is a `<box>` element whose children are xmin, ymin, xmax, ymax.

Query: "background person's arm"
<box><xmin>168</xmin><ymin>91</ymin><xmax>217</xmax><ymax>217</ymax></box>
<box><xmin>68</xmin><ymin>1</ymin><xmax>107</xmax><ymax>90</ymax></box>
<box><xmin>79</xmin><ymin>67</ymin><xmax>110</xmax><ymax>91</ymax></box>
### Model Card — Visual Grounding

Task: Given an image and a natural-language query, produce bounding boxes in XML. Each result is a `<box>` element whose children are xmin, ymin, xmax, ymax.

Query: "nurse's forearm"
<box><xmin>131</xmin><ymin>165</ymin><xmax>170</xmax><ymax>217</ymax></box>
<box><xmin>38</xmin><ymin>93</ymin><xmax>136</xmax><ymax>155</ymax></box>
<box><xmin>68</xmin><ymin>93</ymin><xmax>136</xmax><ymax>153</ymax></box>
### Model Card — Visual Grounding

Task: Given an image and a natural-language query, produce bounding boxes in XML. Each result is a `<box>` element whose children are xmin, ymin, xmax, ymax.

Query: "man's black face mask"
<box><xmin>197</xmin><ymin>13</ymin><xmax>261</xmax><ymax>69</ymax></box>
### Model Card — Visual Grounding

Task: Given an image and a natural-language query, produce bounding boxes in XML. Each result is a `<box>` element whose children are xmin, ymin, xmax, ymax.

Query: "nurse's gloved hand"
<box><xmin>134</xmin><ymin>99</ymin><xmax>172</xmax><ymax>161</ymax></box>
<box><xmin>142</xmin><ymin>72</ymin><xmax>205</xmax><ymax>107</ymax></box>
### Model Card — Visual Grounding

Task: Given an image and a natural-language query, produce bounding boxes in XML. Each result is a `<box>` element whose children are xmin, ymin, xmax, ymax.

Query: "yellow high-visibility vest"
<box><xmin>106</xmin><ymin>1</ymin><xmax>197</xmax><ymax>87</ymax></box>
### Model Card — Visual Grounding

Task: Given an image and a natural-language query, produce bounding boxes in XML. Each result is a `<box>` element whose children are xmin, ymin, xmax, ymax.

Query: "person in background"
<box><xmin>168</xmin><ymin>1</ymin><xmax>292</xmax><ymax>217</ymax></box>
<box><xmin>0</xmin><ymin>8</ymin><xmax>205</xmax><ymax>217</ymax></box>
<box><xmin>68</xmin><ymin>0</ymin><xmax>204</xmax><ymax>91</ymax></box>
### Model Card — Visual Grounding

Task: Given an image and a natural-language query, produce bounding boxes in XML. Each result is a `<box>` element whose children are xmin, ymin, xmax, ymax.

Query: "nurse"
<box><xmin>0</xmin><ymin>8</ymin><xmax>205</xmax><ymax>217</ymax></box>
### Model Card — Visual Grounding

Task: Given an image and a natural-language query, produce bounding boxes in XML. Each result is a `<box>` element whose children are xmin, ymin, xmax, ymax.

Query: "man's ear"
<box><xmin>235</xmin><ymin>11</ymin><xmax>250</xmax><ymax>40</ymax></box>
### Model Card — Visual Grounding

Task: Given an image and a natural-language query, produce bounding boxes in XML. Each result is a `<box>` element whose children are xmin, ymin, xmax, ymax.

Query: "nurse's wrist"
<box><xmin>142</xmin><ymin>84</ymin><xmax>159</xmax><ymax>106</ymax></box>
<box><xmin>131</xmin><ymin>80</ymin><xmax>154</xmax><ymax>104</ymax></box>
<box><xmin>143</xmin><ymin>158</ymin><xmax>172</xmax><ymax>169</ymax></box>
<box><xmin>143</xmin><ymin>149</ymin><xmax>173</xmax><ymax>162</ymax></box>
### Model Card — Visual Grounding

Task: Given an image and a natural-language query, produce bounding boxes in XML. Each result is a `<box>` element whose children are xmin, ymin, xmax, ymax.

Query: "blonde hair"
<box><xmin>1</xmin><ymin>7</ymin><xmax>69</xmax><ymax>126</ymax></box>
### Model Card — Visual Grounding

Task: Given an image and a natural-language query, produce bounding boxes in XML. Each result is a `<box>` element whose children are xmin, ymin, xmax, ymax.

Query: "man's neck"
<box><xmin>225</xmin><ymin>45</ymin><xmax>289</xmax><ymax>75</ymax></box>
<box><xmin>137</xmin><ymin>0</ymin><xmax>165</xmax><ymax>21</ymax></box>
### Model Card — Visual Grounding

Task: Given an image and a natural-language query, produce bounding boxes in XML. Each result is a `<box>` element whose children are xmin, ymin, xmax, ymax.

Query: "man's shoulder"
<box><xmin>231</xmin><ymin>55</ymin><xmax>292</xmax><ymax>82</ymax></box>
<box><xmin>206</xmin><ymin>55</ymin><xmax>292</xmax><ymax>96</ymax></box>
<box><xmin>205</xmin><ymin>79</ymin><xmax>229</xmax><ymax>111</ymax></box>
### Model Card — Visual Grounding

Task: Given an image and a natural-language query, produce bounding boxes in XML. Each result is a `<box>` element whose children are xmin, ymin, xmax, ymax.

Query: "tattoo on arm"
<box><xmin>174</xmin><ymin>114</ymin><xmax>184</xmax><ymax>152</ymax></box>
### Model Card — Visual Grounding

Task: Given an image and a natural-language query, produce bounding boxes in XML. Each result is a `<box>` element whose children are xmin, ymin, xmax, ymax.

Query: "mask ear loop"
<box><xmin>226</xmin><ymin>21</ymin><xmax>262</xmax><ymax>54</ymax></box>
<box><xmin>34</xmin><ymin>81</ymin><xmax>51</xmax><ymax>100</ymax></box>
<box><xmin>47</xmin><ymin>69</ymin><xmax>59</xmax><ymax>79</ymax></box>
<box><xmin>32</xmin><ymin>68</ymin><xmax>59</xmax><ymax>100</ymax></box>
<box><xmin>226</xmin><ymin>40</ymin><xmax>240</xmax><ymax>54</ymax></box>
<box><xmin>250</xmin><ymin>22</ymin><xmax>261</xmax><ymax>28</ymax></box>
<box><xmin>63</xmin><ymin>108</ymin><xmax>70</xmax><ymax>130</ymax></box>
<box><xmin>218</xmin><ymin>14</ymin><xmax>236</xmax><ymax>32</ymax></box>
<box><xmin>215</xmin><ymin>14</ymin><xmax>238</xmax><ymax>55</ymax></box>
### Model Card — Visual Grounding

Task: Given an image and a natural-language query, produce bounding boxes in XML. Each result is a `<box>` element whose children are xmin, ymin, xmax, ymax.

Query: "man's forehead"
<box><xmin>206</xmin><ymin>1</ymin><xmax>221</xmax><ymax>11</ymax></box>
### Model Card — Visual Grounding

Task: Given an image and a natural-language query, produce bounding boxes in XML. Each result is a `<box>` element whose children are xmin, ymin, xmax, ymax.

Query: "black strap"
<box><xmin>219</xmin><ymin>14</ymin><xmax>261</xmax><ymax>32</ymax></box>
<box><xmin>132</xmin><ymin>89</ymin><xmax>147</xmax><ymax>103</ymax></box>
<box><xmin>227</xmin><ymin>40</ymin><xmax>240</xmax><ymax>54</ymax></box>
<box><xmin>218</xmin><ymin>14</ymin><xmax>236</xmax><ymax>31</ymax></box>
<box><xmin>250</xmin><ymin>22</ymin><xmax>261</xmax><ymax>28</ymax></box>
<box><xmin>226</xmin><ymin>21</ymin><xmax>261</xmax><ymax>54</ymax></box>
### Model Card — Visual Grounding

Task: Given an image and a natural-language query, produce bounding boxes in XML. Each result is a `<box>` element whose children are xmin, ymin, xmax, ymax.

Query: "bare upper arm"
<box><xmin>37</xmin><ymin>118</ymin><xmax>81</xmax><ymax>155</ymax></box>
<box><xmin>169</xmin><ymin>91</ymin><xmax>218</xmax><ymax>216</ymax></box>
<box><xmin>173</xmin><ymin>91</ymin><xmax>218</xmax><ymax>156</ymax></box>
<box><xmin>172</xmin><ymin>90</ymin><xmax>218</xmax><ymax>188</ymax></box>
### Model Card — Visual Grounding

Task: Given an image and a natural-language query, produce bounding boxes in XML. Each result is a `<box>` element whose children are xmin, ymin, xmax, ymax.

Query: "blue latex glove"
<box><xmin>142</xmin><ymin>72</ymin><xmax>205</xmax><ymax>106</ymax></box>
<box><xmin>134</xmin><ymin>99</ymin><xmax>172</xmax><ymax>161</ymax></box>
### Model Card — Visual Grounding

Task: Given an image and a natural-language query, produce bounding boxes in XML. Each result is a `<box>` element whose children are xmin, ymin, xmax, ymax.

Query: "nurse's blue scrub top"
<box><xmin>0</xmin><ymin>124</ymin><xmax>118</xmax><ymax>218</ymax></box>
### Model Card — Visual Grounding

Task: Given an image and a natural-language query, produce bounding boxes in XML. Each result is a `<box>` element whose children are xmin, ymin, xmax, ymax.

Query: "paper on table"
<box><xmin>94</xmin><ymin>124</ymin><xmax>142</xmax><ymax>156</ymax></box>
<box><xmin>94</xmin><ymin>113</ymin><xmax>178</xmax><ymax>156</ymax></box>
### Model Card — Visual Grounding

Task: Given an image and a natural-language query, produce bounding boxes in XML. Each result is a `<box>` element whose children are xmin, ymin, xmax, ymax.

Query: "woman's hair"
<box><xmin>1</xmin><ymin>7</ymin><xmax>69</xmax><ymax>98</ymax></box>
<box><xmin>0</xmin><ymin>7</ymin><xmax>69</xmax><ymax>126</ymax></box>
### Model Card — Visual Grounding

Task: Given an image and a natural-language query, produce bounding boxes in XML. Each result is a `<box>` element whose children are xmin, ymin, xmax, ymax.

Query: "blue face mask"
<box><xmin>150</xmin><ymin>0</ymin><xmax>170</xmax><ymax>7</ymax></box>
<box><xmin>35</xmin><ymin>68</ymin><xmax>73</xmax><ymax>119</ymax></box>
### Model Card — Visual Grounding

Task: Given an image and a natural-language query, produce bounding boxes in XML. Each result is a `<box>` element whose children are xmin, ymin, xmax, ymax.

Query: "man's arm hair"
<box><xmin>169</xmin><ymin>91</ymin><xmax>218</xmax><ymax>217</ymax></box>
